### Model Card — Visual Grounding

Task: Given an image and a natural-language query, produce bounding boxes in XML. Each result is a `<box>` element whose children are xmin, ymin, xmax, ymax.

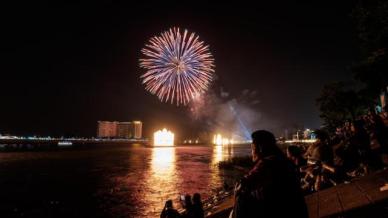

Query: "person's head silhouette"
<box><xmin>184</xmin><ymin>194</ymin><xmax>192</xmax><ymax>208</ymax></box>
<box><xmin>165</xmin><ymin>199</ymin><xmax>173</xmax><ymax>209</ymax></box>
<box><xmin>192</xmin><ymin>193</ymin><xmax>202</xmax><ymax>205</ymax></box>
<box><xmin>251</xmin><ymin>130</ymin><xmax>282</xmax><ymax>161</ymax></box>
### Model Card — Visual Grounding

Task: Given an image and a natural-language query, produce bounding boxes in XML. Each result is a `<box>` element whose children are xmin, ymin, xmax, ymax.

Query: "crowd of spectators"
<box><xmin>287</xmin><ymin>106</ymin><xmax>388</xmax><ymax>194</ymax></box>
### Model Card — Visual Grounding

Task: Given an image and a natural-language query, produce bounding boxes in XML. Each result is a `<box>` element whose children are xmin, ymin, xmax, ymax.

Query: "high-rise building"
<box><xmin>117</xmin><ymin>122</ymin><xmax>132</xmax><ymax>138</ymax></box>
<box><xmin>97</xmin><ymin>121</ymin><xmax>118</xmax><ymax>138</ymax></box>
<box><xmin>132</xmin><ymin>121</ymin><xmax>142</xmax><ymax>139</ymax></box>
<box><xmin>97</xmin><ymin>120</ymin><xmax>143</xmax><ymax>139</ymax></box>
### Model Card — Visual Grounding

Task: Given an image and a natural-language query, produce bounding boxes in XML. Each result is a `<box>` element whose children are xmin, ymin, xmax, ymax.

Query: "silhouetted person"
<box><xmin>231</xmin><ymin>130</ymin><xmax>308</xmax><ymax>218</ymax></box>
<box><xmin>309</xmin><ymin>130</ymin><xmax>336</xmax><ymax>190</ymax></box>
<box><xmin>192</xmin><ymin>193</ymin><xmax>204</xmax><ymax>218</ymax></box>
<box><xmin>349</xmin><ymin>120</ymin><xmax>382</xmax><ymax>172</ymax></box>
<box><xmin>350</xmin><ymin>120</ymin><xmax>370</xmax><ymax>156</ymax></box>
<box><xmin>369</xmin><ymin>109</ymin><xmax>388</xmax><ymax>153</ymax></box>
<box><xmin>382</xmin><ymin>110</ymin><xmax>388</xmax><ymax>126</ymax></box>
<box><xmin>310</xmin><ymin>130</ymin><xmax>333</xmax><ymax>166</ymax></box>
<box><xmin>223</xmin><ymin>181</ymin><xmax>230</xmax><ymax>191</ymax></box>
<box><xmin>286</xmin><ymin>145</ymin><xmax>307</xmax><ymax>183</ymax></box>
<box><xmin>181</xmin><ymin>194</ymin><xmax>194</xmax><ymax>218</ymax></box>
<box><xmin>286</xmin><ymin>145</ymin><xmax>307</xmax><ymax>169</ymax></box>
<box><xmin>160</xmin><ymin>200</ymin><xmax>180</xmax><ymax>218</ymax></box>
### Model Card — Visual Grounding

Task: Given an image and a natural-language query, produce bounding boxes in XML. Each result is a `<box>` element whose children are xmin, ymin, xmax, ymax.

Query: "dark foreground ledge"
<box><xmin>206</xmin><ymin>168</ymin><xmax>388</xmax><ymax>218</ymax></box>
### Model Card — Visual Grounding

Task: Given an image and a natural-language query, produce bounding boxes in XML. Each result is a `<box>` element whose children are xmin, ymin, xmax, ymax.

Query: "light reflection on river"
<box><xmin>144</xmin><ymin>147</ymin><xmax>178</xmax><ymax>215</ymax></box>
<box><xmin>0</xmin><ymin>144</ymin><xmax>251</xmax><ymax>217</ymax></box>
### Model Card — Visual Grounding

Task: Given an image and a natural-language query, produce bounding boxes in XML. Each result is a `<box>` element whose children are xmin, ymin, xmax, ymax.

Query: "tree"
<box><xmin>316</xmin><ymin>82</ymin><xmax>367</xmax><ymax>132</ymax></box>
<box><xmin>351</xmin><ymin>0</ymin><xmax>388</xmax><ymax>102</ymax></box>
<box><xmin>316</xmin><ymin>1</ymin><xmax>388</xmax><ymax>131</ymax></box>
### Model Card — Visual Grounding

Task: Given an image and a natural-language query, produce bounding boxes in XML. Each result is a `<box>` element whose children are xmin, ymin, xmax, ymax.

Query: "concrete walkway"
<box><xmin>206</xmin><ymin>169</ymin><xmax>388</xmax><ymax>218</ymax></box>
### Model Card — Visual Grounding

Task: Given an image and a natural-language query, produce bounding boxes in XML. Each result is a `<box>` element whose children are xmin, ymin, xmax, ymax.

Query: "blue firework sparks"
<box><xmin>139</xmin><ymin>27</ymin><xmax>215</xmax><ymax>105</ymax></box>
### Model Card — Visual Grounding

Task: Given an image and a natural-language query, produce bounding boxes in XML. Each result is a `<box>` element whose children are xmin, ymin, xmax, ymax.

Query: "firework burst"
<box><xmin>139</xmin><ymin>27</ymin><xmax>215</xmax><ymax>105</ymax></box>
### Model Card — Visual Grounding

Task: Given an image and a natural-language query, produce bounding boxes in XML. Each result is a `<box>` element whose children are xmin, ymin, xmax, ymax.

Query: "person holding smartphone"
<box><xmin>160</xmin><ymin>199</ymin><xmax>180</xmax><ymax>218</ymax></box>
<box><xmin>180</xmin><ymin>194</ymin><xmax>194</xmax><ymax>218</ymax></box>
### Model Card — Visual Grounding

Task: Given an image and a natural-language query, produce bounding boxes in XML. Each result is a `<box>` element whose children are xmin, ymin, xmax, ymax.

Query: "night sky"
<box><xmin>1</xmin><ymin>2</ymin><xmax>359</xmax><ymax>138</ymax></box>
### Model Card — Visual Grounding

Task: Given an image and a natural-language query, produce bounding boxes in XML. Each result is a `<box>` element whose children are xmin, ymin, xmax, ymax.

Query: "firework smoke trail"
<box><xmin>139</xmin><ymin>27</ymin><xmax>215</xmax><ymax>105</ymax></box>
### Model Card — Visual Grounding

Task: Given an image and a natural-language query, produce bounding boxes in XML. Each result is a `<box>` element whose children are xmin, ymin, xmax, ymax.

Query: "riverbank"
<box><xmin>205</xmin><ymin>168</ymin><xmax>388</xmax><ymax>218</ymax></box>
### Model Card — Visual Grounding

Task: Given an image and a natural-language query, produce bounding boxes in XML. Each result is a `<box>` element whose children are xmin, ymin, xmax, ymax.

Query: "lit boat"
<box><xmin>57</xmin><ymin>141</ymin><xmax>73</xmax><ymax>146</ymax></box>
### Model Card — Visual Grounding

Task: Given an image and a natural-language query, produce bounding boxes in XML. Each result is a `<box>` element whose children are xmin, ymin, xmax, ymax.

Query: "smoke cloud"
<box><xmin>188</xmin><ymin>88</ymin><xmax>281</xmax><ymax>142</ymax></box>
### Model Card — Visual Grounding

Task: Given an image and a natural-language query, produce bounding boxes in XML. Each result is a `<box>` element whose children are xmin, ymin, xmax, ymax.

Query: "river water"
<box><xmin>0</xmin><ymin>144</ymin><xmax>251</xmax><ymax>217</ymax></box>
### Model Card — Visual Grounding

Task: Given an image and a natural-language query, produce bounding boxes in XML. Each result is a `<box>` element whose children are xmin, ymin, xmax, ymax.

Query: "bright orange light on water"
<box><xmin>213</xmin><ymin>133</ymin><xmax>232</xmax><ymax>146</ymax></box>
<box><xmin>154</xmin><ymin>128</ymin><xmax>174</xmax><ymax>146</ymax></box>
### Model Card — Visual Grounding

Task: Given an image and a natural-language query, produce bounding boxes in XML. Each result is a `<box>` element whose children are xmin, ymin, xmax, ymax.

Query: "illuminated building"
<box><xmin>117</xmin><ymin>122</ymin><xmax>132</xmax><ymax>138</ymax></box>
<box><xmin>132</xmin><ymin>121</ymin><xmax>142</xmax><ymax>139</ymax></box>
<box><xmin>97</xmin><ymin>121</ymin><xmax>118</xmax><ymax>138</ymax></box>
<box><xmin>97</xmin><ymin>121</ymin><xmax>143</xmax><ymax>139</ymax></box>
